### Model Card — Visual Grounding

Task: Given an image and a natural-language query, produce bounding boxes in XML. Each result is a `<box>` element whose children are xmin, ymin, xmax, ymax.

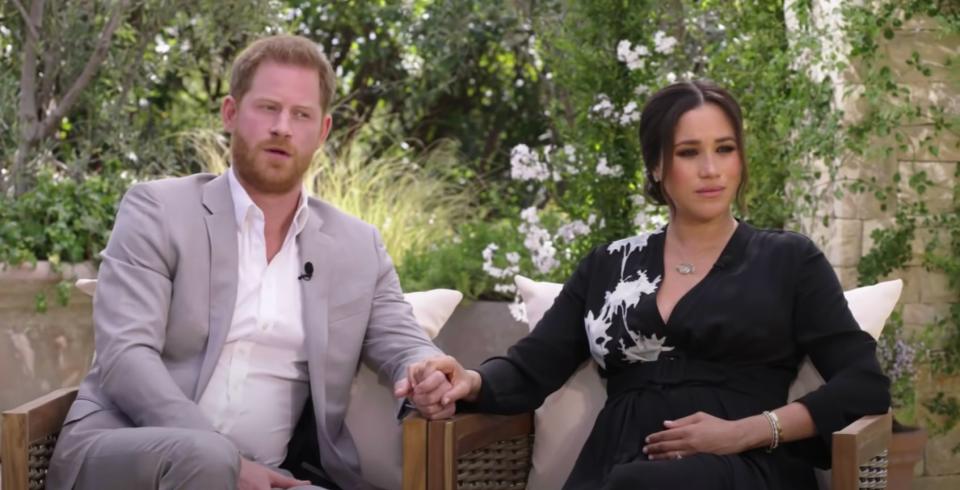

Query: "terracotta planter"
<box><xmin>887</xmin><ymin>422</ymin><xmax>927</xmax><ymax>490</ymax></box>
<box><xmin>0</xmin><ymin>262</ymin><xmax>96</xmax><ymax>413</ymax></box>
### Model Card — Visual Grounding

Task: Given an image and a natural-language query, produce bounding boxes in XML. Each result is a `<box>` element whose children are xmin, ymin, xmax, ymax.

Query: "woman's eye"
<box><xmin>676</xmin><ymin>148</ymin><xmax>698</xmax><ymax>158</ymax></box>
<box><xmin>717</xmin><ymin>145</ymin><xmax>736</xmax><ymax>153</ymax></box>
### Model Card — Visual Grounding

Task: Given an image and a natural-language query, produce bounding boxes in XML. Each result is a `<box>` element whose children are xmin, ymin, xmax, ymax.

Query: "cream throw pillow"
<box><xmin>75</xmin><ymin>279</ymin><xmax>463</xmax><ymax>490</ymax></box>
<box><xmin>514</xmin><ymin>275</ymin><xmax>606</xmax><ymax>490</ymax></box>
<box><xmin>513</xmin><ymin>275</ymin><xmax>901</xmax><ymax>490</ymax></box>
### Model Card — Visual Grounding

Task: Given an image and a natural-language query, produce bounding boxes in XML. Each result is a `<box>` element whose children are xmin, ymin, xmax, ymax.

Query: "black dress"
<box><xmin>466</xmin><ymin>222</ymin><xmax>890</xmax><ymax>490</ymax></box>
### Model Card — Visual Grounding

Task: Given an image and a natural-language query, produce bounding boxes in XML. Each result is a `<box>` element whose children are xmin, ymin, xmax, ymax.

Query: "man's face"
<box><xmin>221</xmin><ymin>61</ymin><xmax>332</xmax><ymax>195</ymax></box>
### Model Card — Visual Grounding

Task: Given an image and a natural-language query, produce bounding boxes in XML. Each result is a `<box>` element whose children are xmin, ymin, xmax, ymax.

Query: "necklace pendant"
<box><xmin>676</xmin><ymin>262</ymin><xmax>696</xmax><ymax>275</ymax></box>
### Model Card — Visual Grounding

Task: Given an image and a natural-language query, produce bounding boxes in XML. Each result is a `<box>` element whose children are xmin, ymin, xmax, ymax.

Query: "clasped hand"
<box><xmin>393</xmin><ymin>355</ymin><xmax>478</xmax><ymax>419</ymax></box>
<box><xmin>642</xmin><ymin>411</ymin><xmax>751</xmax><ymax>460</ymax></box>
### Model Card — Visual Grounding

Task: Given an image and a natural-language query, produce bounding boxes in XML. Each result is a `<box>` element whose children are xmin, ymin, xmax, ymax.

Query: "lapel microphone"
<box><xmin>298</xmin><ymin>261</ymin><xmax>314</xmax><ymax>281</ymax></box>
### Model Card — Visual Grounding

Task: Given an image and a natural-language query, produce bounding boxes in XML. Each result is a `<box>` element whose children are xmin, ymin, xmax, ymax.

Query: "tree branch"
<box><xmin>38</xmin><ymin>0</ymin><xmax>131</xmax><ymax>142</ymax></box>
<box><xmin>10</xmin><ymin>0</ymin><xmax>40</xmax><ymax>42</ymax></box>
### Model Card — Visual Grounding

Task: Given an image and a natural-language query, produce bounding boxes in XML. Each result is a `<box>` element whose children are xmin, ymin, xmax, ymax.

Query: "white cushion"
<box><xmin>514</xmin><ymin>275</ymin><xmax>606</xmax><ymax>490</ymax></box>
<box><xmin>512</xmin><ymin>275</ymin><xmax>901</xmax><ymax>490</ymax></box>
<box><xmin>787</xmin><ymin>278</ymin><xmax>902</xmax><ymax>400</ymax></box>
<box><xmin>345</xmin><ymin>288</ymin><xmax>462</xmax><ymax>489</ymax></box>
<box><xmin>75</xmin><ymin>279</ymin><xmax>463</xmax><ymax>490</ymax></box>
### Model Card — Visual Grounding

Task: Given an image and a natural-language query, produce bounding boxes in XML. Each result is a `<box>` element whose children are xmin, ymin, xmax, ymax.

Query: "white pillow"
<box><xmin>514</xmin><ymin>275</ymin><xmax>606</xmax><ymax>490</ymax></box>
<box><xmin>513</xmin><ymin>275</ymin><xmax>902</xmax><ymax>490</ymax></box>
<box><xmin>787</xmin><ymin>279</ymin><xmax>902</xmax><ymax>400</ymax></box>
<box><xmin>75</xmin><ymin>279</ymin><xmax>463</xmax><ymax>490</ymax></box>
<box><xmin>345</xmin><ymin>288</ymin><xmax>462</xmax><ymax>490</ymax></box>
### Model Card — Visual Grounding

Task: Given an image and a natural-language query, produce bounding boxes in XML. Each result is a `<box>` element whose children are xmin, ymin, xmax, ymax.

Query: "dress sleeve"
<box><xmin>464</xmin><ymin>247</ymin><xmax>597</xmax><ymax>414</ymax></box>
<box><xmin>789</xmin><ymin>236</ymin><xmax>891</xmax><ymax>464</ymax></box>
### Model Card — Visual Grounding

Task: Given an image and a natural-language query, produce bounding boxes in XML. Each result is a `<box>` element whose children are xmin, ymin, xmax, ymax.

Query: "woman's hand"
<box><xmin>642</xmin><ymin>411</ymin><xmax>768</xmax><ymax>460</ymax></box>
<box><xmin>393</xmin><ymin>355</ymin><xmax>482</xmax><ymax>419</ymax></box>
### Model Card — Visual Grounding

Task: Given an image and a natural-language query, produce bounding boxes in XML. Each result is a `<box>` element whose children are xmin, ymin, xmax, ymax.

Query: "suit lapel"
<box><xmin>298</xmin><ymin>205</ymin><xmax>333</xmax><ymax>429</ymax></box>
<box><xmin>194</xmin><ymin>174</ymin><xmax>239</xmax><ymax>400</ymax></box>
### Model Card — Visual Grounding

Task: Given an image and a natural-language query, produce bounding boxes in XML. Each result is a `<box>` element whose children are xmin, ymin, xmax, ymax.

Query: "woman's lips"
<box><xmin>696</xmin><ymin>186</ymin><xmax>725</xmax><ymax>196</ymax></box>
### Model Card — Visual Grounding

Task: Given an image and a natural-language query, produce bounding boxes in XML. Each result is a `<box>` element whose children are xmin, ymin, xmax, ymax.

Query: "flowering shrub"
<box><xmin>475</xmin><ymin>0</ymin><xmax>838</xmax><ymax>297</ymax></box>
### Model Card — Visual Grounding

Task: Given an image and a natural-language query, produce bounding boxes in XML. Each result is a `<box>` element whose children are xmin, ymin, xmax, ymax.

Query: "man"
<box><xmin>47</xmin><ymin>34</ymin><xmax>465</xmax><ymax>490</ymax></box>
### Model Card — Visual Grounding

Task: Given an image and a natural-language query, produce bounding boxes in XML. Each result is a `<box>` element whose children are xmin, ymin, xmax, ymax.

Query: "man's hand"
<box><xmin>238</xmin><ymin>457</ymin><xmax>311</xmax><ymax>490</ymax></box>
<box><xmin>393</xmin><ymin>355</ymin><xmax>481</xmax><ymax>419</ymax></box>
<box><xmin>642</xmin><ymin>411</ymin><xmax>762</xmax><ymax>460</ymax></box>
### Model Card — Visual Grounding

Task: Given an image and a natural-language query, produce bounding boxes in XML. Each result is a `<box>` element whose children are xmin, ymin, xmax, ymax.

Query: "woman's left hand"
<box><xmin>642</xmin><ymin>411</ymin><xmax>757</xmax><ymax>460</ymax></box>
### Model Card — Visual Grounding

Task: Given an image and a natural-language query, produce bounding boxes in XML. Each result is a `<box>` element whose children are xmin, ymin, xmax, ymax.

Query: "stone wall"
<box><xmin>800</xmin><ymin>6</ymin><xmax>960</xmax><ymax>489</ymax></box>
<box><xmin>0</xmin><ymin>262</ymin><xmax>96</xmax><ymax>444</ymax></box>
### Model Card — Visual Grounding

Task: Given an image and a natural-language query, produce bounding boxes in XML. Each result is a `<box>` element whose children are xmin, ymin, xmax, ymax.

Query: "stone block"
<box><xmin>897</xmin><ymin>125</ymin><xmax>960</xmax><ymax>163</ymax></box>
<box><xmin>861</xmin><ymin>218</ymin><xmax>897</xmax><ymax>257</ymax></box>
<box><xmin>920</xmin><ymin>271</ymin><xmax>956</xmax><ymax>304</ymax></box>
<box><xmin>915</xmin><ymin>368</ymin><xmax>960</xmax><ymax>476</ymax></box>
<box><xmin>833</xmin><ymin>266</ymin><xmax>860</xmax><ymax>290</ymax></box>
<box><xmin>883</xmin><ymin>30</ymin><xmax>960</xmax><ymax>84</ymax></box>
<box><xmin>820</xmin><ymin>218</ymin><xmax>863</xmax><ymax>267</ymax></box>
<box><xmin>897</xmin><ymin>160</ymin><xmax>957</xmax><ymax>214</ymax></box>
<box><xmin>896</xmin><ymin>266</ymin><xmax>924</xmax><ymax>303</ymax></box>
<box><xmin>902</xmin><ymin>302</ymin><xmax>952</xmax><ymax>326</ymax></box>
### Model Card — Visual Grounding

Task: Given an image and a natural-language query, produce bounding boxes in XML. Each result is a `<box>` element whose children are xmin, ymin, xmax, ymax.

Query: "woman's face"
<box><xmin>657</xmin><ymin>103</ymin><xmax>742</xmax><ymax>224</ymax></box>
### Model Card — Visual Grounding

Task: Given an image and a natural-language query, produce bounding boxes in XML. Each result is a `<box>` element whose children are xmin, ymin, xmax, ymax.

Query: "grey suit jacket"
<box><xmin>47</xmin><ymin>173</ymin><xmax>441</xmax><ymax>490</ymax></box>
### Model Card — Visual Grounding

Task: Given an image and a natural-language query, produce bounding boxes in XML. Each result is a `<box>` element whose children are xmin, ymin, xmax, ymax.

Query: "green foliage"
<box><xmin>0</xmin><ymin>167</ymin><xmax>129</xmax><ymax>264</ymax></box>
<box><xmin>398</xmin><ymin>220</ymin><xmax>521</xmax><ymax>300</ymax></box>
<box><xmin>844</xmin><ymin>0</ymin><xmax>960</xmax><ymax>428</ymax></box>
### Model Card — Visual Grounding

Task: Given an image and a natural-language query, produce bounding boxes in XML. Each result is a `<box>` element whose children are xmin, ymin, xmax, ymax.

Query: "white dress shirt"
<box><xmin>198</xmin><ymin>168</ymin><xmax>311</xmax><ymax>466</ymax></box>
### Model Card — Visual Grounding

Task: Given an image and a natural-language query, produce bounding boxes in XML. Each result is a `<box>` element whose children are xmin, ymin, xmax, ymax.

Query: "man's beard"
<box><xmin>230</xmin><ymin>132</ymin><xmax>311</xmax><ymax>194</ymax></box>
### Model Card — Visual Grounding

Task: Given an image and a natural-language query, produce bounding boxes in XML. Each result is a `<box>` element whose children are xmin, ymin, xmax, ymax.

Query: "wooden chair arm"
<box><xmin>2</xmin><ymin>387</ymin><xmax>79</xmax><ymax>490</ymax></box>
<box><xmin>403</xmin><ymin>412</ymin><xmax>534</xmax><ymax>490</ymax></box>
<box><xmin>831</xmin><ymin>411</ymin><xmax>892</xmax><ymax>490</ymax></box>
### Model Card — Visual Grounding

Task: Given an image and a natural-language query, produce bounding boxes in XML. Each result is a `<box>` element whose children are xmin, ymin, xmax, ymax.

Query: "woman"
<box><xmin>408</xmin><ymin>80</ymin><xmax>890</xmax><ymax>489</ymax></box>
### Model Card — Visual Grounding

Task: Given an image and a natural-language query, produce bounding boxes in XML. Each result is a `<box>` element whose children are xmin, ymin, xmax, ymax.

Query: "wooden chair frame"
<box><xmin>2</xmin><ymin>389</ymin><xmax>890</xmax><ymax>490</ymax></box>
<box><xmin>400</xmin><ymin>411</ymin><xmax>892</xmax><ymax>490</ymax></box>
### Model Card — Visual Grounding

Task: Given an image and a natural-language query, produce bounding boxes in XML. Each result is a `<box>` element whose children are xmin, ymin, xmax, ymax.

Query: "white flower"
<box><xmin>621</xmin><ymin>332</ymin><xmax>675</xmax><ymax>363</ymax></box>
<box><xmin>616</xmin><ymin>40</ymin><xmax>649</xmax><ymax>71</ymax></box>
<box><xmin>506</xmin><ymin>252</ymin><xmax>521</xmax><ymax>264</ymax></box>
<box><xmin>482</xmin><ymin>243</ymin><xmax>499</xmax><ymax>261</ymax></box>
<box><xmin>596</xmin><ymin>157</ymin><xmax>623</xmax><ymax>177</ymax></box>
<box><xmin>665</xmin><ymin>72</ymin><xmax>677</xmax><ymax>83</ymax></box>
<box><xmin>510</xmin><ymin>144</ymin><xmax>551</xmax><ymax>182</ymax></box>
<box><xmin>590</xmin><ymin>94</ymin><xmax>616</xmax><ymax>119</ymax></box>
<box><xmin>401</xmin><ymin>52</ymin><xmax>424</xmax><ymax>76</ymax></box>
<box><xmin>634</xmin><ymin>84</ymin><xmax>650</xmax><ymax>97</ymax></box>
<box><xmin>126</xmin><ymin>151</ymin><xmax>139</xmax><ymax>163</ymax></box>
<box><xmin>154</xmin><ymin>35</ymin><xmax>171</xmax><ymax>54</ymax></box>
<box><xmin>653</xmin><ymin>31</ymin><xmax>678</xmax><ymax>55</ymax></box>
<box><xmin>556</xmin><ymin>220</ymin><xmax>591</xmax><ymax>242</ymax></box>
<box><xmin>520</xmin><ymin>206</ymin><xmax>540</xmax><ymax>224</ymax></box>
<box><xmin>508</xmin><ymin>298</ymin><xmax>527</xmax><ymax>323</ymax></box>
<box><xmin>619</xmin><ymin>101</ymin><xmax>640</xmax><ymax>126</ymax></box>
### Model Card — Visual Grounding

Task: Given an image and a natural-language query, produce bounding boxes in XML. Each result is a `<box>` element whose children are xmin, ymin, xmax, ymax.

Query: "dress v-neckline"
<box><xmin>654</xmin><ymin>222</ymin><xmax>742</xmax><ymax>326</ymax></box>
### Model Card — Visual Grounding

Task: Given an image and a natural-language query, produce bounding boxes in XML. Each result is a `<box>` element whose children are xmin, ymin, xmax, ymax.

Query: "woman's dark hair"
<box><xmin>639</xmin><ymin>80</ymin><xmax>748</xmax><ymax>214</ymax></box>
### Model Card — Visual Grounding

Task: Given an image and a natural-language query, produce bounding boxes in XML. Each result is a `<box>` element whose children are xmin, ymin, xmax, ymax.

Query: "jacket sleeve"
<box><xmin>466</xmin><ymin>247</ymin><xmax>597</xmax><ymax>414</ymax></box>
<box><xmin>93</xmin><ymin>183</ymin><xmax>215</xmax><ymax>431</ymax></box>
<box><xmin>789</xmin><ymin>236</ymin><xmax>891</xmax><ymax>466</ymax></box>
<box><xmin>361</xmin><ymin>227</ymin><xmax>443</xmax><ymax>387</ymax></box>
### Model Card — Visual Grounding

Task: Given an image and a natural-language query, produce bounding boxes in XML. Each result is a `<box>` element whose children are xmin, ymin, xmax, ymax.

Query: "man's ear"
<box><xmin>221</xmin><ymin>95</ymin><xmax>238</xmax><ymax>132</ymax></box>
<box><xmin>318</xmin><ymin>113</ymin><xmax>333</xmax><ymax>146</ymax></box>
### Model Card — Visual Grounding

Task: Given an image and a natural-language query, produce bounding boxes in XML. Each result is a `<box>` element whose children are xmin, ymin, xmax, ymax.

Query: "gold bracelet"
<box><xmin>762</xmin><ymin>410</ymin><xmax>783</xmax><ymax>451</ymax></box>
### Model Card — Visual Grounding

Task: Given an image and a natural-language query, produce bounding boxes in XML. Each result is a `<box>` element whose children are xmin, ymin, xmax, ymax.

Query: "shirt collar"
<box><xmin>227</xmin><ymin>167</ymin><xmax>310</xmax><ymax>237</ymax></box>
